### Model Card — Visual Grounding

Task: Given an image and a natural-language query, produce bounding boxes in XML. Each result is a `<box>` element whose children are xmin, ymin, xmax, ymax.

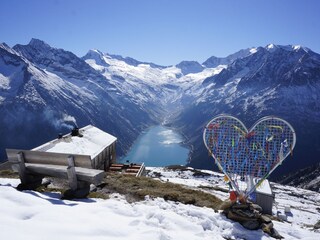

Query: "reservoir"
<box><xmin>120</xmin><ymin>125</ymin><xmax>189</xmax><ymax>167</ymax></box>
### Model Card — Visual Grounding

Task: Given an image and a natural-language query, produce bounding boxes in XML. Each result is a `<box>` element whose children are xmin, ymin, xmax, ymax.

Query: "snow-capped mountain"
<box><xmin>0</xmin><ymin>39</ymin><xmax>157</xmax><ymax>160</ymax></box>
<box><xmin>1</xmin><ymin>39</ymin><xmax>319</xmax><ymax>182</ymax></box>
<box><xmin>82</xmin><ymin>49</ymin><xmax>177</xmax><ymax>109</ymax></box>
<box><xmin>82</xmin><ymin>49</ymin><xmax>224</xmax><ymax>115</ymax></box>
<box><xmin>202</xmin><ymin>48</ymin><xmax>254</xmax><ymax>68</ymax></box>
<box><xmin>173</xmin><ymin>44</ymin><xmax>320</xmax><ymax>178</ymax></box>
<box><xmin>176</xmin><ymin>61</ymin><xmax>204</xmax><ymax>75</ymax></box>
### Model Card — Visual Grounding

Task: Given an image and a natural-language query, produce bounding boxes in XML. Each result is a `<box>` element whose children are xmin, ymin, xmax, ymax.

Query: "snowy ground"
<box><xmin>1</xmin><ymin>168</ymin><xmax>320</xmax><ymax>240</ymax></box>
<box><xmin>147</xmin><ymin>167</ymin><xmax>320</xmax><ymax>238</ymax></box>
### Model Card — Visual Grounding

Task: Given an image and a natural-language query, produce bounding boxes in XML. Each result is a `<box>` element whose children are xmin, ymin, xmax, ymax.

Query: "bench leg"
<box><xmin>67</xmin><ymin>156</ymin><xmax>78</xmax><ymax>190</ymax></box>
<box><xmin>15</xmin><ymin>152</ymin><xmax>43</xmax><ymax>190</ymax></box>
<box><xmin>16</xmin><ymin>174</ymin><xmax>43</xmax><ymax>191</ymax></box>
<box><xmin>62</xmin><ymin>181</ymin><xmax>91</xmax><ymax>199</ymax></box>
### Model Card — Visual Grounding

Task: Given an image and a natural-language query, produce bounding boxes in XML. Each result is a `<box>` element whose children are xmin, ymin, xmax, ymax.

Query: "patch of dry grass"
<box><xmin>35</xmin><ymin>185</ymin><xmax>66</xmax><ymax>194</ymax></box>
<box><xmin>102</xmin><ymin>173</ymin><xmax>222</xmax><ymax>210</ymax></box>
<box><xmin>0</xmin><ymin>169</ymin><xmax>19</xmax><ymax>178</ymax></box>
<box><xmin>0</xmin><ymin>169</ymin><xmax>223</xmax><ymax>209</ymax></box>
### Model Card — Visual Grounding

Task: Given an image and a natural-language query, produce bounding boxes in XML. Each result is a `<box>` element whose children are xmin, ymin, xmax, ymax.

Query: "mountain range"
<box><xmin>0</xmin><ymin>39</ymin><xmax>319</xmax><ymax>184</ymax></box>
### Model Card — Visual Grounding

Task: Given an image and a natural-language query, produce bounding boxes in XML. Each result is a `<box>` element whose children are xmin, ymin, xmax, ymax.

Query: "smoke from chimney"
<box><xmin>43</xmin><ymin>109</ymin><xmax>78</xmax><ymax>130</ymax></box>
<box><xmin>62</xmin><ymin>114</ymin><xmax>78</xmax><ymax>128</ymax></box>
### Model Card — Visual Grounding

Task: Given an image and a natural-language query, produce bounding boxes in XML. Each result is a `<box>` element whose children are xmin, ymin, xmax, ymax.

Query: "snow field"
<box><xmin>1</xmin><ymin>174</ymin><xmax>320</xmax><ymax>240</ymax></box>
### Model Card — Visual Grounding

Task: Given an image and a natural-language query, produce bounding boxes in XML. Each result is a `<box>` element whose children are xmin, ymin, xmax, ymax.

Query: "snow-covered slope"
<box><xmin>83</xmin><ymin>49</ymin><xmax>178</xmax><ymax>111</ymax></box>
<box><xmin>278</xmin><ymin>162</ymin><xmax>320</xmax><ymax>193</ymax></box>
<box><xmin>0</xmin><ymin>40</ymin><xmax>156</xmax><ymax>159</ymax></box>
<box><xmin>83</xmin><ymin>49</ymin><xmax>226</xmax><ymax>115</ymax></box>
<box><xmin>1</xmin><ymin>167</ymin><xmax>319</xmax><ymax>240</ymax></box>
<box><xmin>173</xmin><ymin>44</ymin><xmax>320</xmax><ymax>177</ymax></box>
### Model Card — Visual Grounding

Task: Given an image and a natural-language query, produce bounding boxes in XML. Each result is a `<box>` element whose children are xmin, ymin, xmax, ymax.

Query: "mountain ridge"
<box><xmin>1</xmin><ymin>39</ymin><xmax>319</xmax><ymax>184</ymax></box>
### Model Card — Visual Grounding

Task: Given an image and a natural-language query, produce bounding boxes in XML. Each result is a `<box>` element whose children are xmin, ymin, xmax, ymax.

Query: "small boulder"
<box><xmin>250</xmin><ymin>203</ymin><xmax>263</xmax><ymax>213</ymax></box>
<box><xmin>227</xmin><ymin>210</ymin><xmax>253</xmax><ymax>222</ymax></box>
<box><xmin>261</xmin><ymin>222</ymin><xmax>274</xmax><ymax>234</ymax></box>
<box><xmin>260</xmin><ymin>215</ymin><xmax>272</xmax><ymax>224</ymax></box>
<box><xmin>242</xmin><ymin>220</ymin><xmax>260</xmax><ymax>230</ymax></box>
<box><xmin>219</xmin><ymin>200</ymin><xmax>235</xmax><ymax>211</ymax></box>
<box><xmin>314</xmin><ymin>220</ymin><xmax>320</xmax><ymax>230</ymax></box>
<box><xmin>232</xmin><ymin>203</ymin><xmax>250</xmax><ymax>210</ymax></box>
<box><xmin>270</xmin><ymin>227</ymin><xmax>284</xmax><ymax>239</ymax></box>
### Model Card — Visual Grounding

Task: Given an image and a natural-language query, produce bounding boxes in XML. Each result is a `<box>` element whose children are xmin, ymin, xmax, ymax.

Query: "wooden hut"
<box><xmin>32</xmin><ymin>125</ymin><xmax>117</xmax><ymax>171</ymax></box>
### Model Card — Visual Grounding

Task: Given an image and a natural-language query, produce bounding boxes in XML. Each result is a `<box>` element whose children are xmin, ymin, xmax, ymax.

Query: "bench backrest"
<box><xmin>6</xmin><ymin>149</ymin><xmax>93</xmax><ymax>169</ymax></box>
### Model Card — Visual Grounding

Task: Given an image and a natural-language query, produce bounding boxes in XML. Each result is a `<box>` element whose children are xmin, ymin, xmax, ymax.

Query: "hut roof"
<box><xmin>33</xmin><ymin>125</ymin><xmax>117</xmax><ymax>158</ymax></box>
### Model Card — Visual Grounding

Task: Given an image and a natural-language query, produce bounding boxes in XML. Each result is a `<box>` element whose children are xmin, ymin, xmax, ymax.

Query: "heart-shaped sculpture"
<box><xmin>203</xmin><ymin>114</ymin><xmax>296</xmax><ymax>198</ymax></box>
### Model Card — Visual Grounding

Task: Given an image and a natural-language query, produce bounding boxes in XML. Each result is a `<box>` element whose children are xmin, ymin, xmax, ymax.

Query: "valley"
<box><xmin>0</xmin><ymin>39</ymin><xmax>319</xmax><ymax>183</ymax></box>
<box><xmin>119</xmin><ymin>125</ymin><xmax>189</xmax><ymax>167</ymax></box>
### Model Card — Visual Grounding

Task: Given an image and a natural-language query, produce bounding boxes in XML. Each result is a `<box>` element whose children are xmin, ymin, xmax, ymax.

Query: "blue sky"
<box><xmin>1</xmin><ymin>0</ymin><xmax>320</xmax><ymax>65</ymax></box>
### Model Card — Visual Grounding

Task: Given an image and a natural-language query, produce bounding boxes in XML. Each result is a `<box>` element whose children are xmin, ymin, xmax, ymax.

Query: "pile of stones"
<box><xmin>222</xmin><ymin>201</ymin><xmax>283</xmax><ymax>239</ymax></box>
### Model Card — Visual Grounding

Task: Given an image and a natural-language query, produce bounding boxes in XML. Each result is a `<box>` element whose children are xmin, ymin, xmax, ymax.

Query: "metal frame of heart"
<box><xmin>203</xmin><ymin>114</ymin><xmax>296</xmax><ymax>199</ymax></box>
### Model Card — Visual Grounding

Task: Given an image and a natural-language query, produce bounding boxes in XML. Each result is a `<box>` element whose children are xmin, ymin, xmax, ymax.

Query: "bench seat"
<box><xmin>25</xmin><ymin>163</ymin><xmax>105</xmax><ymax>186</ymax></box>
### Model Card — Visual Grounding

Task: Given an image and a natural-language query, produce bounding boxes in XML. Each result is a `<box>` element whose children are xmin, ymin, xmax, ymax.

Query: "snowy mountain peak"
<box><xmin>0</xmin><ymin>42</ymin><xmax>10</xmax><ymax>50</ymax></box>
<box><xmin>203</xmin><ymin>48</ymin><xmax>253</xmax><ymax>68</ymax></box>
<box><xmin>266</xmin><ymin>43</ymin><xmax>276</xmax><ymax>50</ymax></box>
<box><xmin>84</xmin><ymin>49</ymin><xmax>104</xmax><ymax>57</ymax></box>
<box><xmin>292</xmin><ymin>45</ymin><xmax>311</xmax><ymax>53</ymax></box>
<box><xmin>28</xmin><ymin>38</ymin><xmax>52</xmax><ymax>50</ymax></box>
<box><xmin>265</xmin><ymin>44</ymin><xmax>311</xmax><ymax>54</ymax></box>
<box><xmin>249</xmin><ymin>47</ymin><xmax>258</xmax><ymax>54</ymax></box>
<box><xmin>108</xmin><ymin>53</ymin><xmax>165</xmax><ymax>68</ymax></box>
<box><xmin>176</xmin><ymin>61</ymin><xmax>204</xmax><ymax>75</ymax></box>
<box><xmin>202</xmin><ymin>56</ymin><xmax>220</xmax><ymax>68</ymax></box>
<box><xmin>83</xmin><ymin>49</ymin><xmax>109</xmax><ymax>67</ymax></box>
<box><xmin>0</xmin><ymin>42</ymin><xmax>18</xmax><ymax>55</ymax></box>
<box><xmin>293</xmin><ymin>45</ymin><xmax>302</xmax><ymax>50</ymax></box>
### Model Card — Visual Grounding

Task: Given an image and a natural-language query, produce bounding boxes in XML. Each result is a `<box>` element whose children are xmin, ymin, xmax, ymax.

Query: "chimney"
<box><xmin>71</xmin><ymin>127</ymin><xmax>79</xmax><ymax>136</ymax></box>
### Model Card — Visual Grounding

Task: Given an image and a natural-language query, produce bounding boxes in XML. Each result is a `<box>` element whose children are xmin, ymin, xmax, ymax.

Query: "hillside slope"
<box><xmin>278</xmin><ymin>162</ymin><xmax>320</xmax><ymax>193</ymax></box>
<box><xmin>0</xmin><ymin>40</ymin><xmax>157</xmax><ymax>159</ymax></box>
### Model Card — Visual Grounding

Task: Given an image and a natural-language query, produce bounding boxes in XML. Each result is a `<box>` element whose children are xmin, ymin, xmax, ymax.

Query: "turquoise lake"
<box><xmin>120</xmin><ymin>125</ymin><xmax>189</xmax><ymax>167</ymax></box>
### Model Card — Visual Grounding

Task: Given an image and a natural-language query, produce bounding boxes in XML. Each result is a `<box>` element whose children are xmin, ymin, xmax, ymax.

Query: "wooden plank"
<box><xmin>6</xmin><ymin>149</ymin><xmax>92</xmax><ymax>169</ymax></box>
<box><xmin>25</xmin><ymin>163</ymin><xmax>105</xmax><ymax>185</ymax></box>
<box><xmin>67</xmin><ymin>156</ymin><xmax>77</xmax><ymax>190</ymax></box>
<box><xmin>129</xmin><ymin>165</ymin><xmax>142</xmax><ymax>169</ymax></box>
<box><xmin>109</xmin><ymin>166</ymin><xmax>123</xmax><ymax>171</ymax></box>
<box><xmin>110</xmin><ymin>164</ymin><xmax>124</xmax><ymax>167</ymax></box>
<box><xmin>125</xmin><ymin>169</ymin><xmax>139</xmax><ymax>173</ymax></box>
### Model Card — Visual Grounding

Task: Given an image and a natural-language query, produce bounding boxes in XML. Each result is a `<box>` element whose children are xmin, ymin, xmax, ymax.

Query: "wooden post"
<box><xmin>17</xmin><ymin>152</ymin><xmax>28</xmax><ymax>185</ymax></box>
<box><xmin>112</xmin><ymin>142</ymin><xmax>116</xmax><ymax>164</ymax></box>
<box><xmin>67</xmin><ymin>156</ymin><xmax>77</xmax><ymax>190</ymax></box>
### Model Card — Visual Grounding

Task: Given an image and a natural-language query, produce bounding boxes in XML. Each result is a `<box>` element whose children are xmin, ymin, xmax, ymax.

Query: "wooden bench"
<box><xmin>6</xmin><ymin>149</ymin><xmax>105</xmax><ymax>197</ymax></box>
